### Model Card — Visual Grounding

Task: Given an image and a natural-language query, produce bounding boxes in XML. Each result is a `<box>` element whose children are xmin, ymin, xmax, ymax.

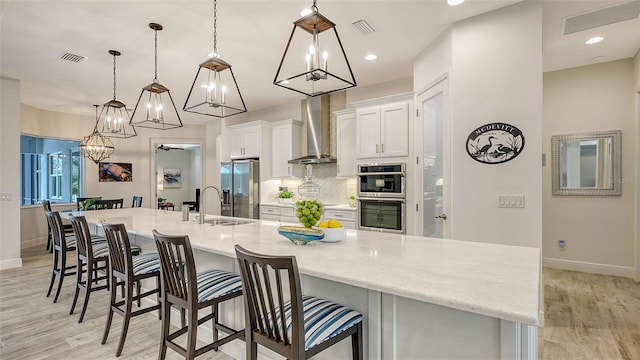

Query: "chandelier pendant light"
<box><xmin>98</xmin><ymin>50</ymin><xmax>137</xmax><ymax>139</ymax></box>
<box><xmin>183</xmin><ymin>0</ymin><xmax>247</xmax><ymax>118</ymax></box>
<box><xmin>79</xmin><ymin>105</ymin><xmax>115</xmax><ymax>164</ymax></box>
<box><xmin>130</xmin><ymin>23</ymin><xmax>183</xmax><ymax>130</ymax></box>
<box><xmin>273</xmin><ymin>0</ymin><xmax>356</xmax><ymax>97</ymax></box>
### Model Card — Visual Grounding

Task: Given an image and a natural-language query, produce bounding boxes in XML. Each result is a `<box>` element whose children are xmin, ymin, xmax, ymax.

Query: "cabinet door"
<box><xmin>230</xmin><ymin>130</ymin><xmax>245</xmax><ymax>158</ymax></box>
<box><xmin>380</xmin><ymin>103</ymin><xmax>409</xmax><ymax>157</ymax></box>
<box><xmin>337</xmin><ymin>113</ymin><xmax>357</xmax><ymax>177</ymax></box>
<box><xmin>272</xmin><ymin>125</ymin><xmax>293</xmax><ymax>178</ymax></box>
<box><xmin>356</xmin><ymin>108</ymin><xmax>381</xmax><ymax>159</ymax></box>
<box><xmin>243</xmin><ymin>126</ymin><xmax>260</xmax><ymax>158</ymax></box>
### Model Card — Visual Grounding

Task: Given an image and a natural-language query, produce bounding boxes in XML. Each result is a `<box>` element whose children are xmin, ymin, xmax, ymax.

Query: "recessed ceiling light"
<box><xmin>447</xmin><ymin>0</ymin><xmax>465</xmax><ymax>6</ymax></box>
<box><xmin>585</xmin><ymin>36</ymin><xmax>604</xmax><ymax>45</ymax></box>
<box><xmin>365</xmin><ymin>54</ymin><xmax>377</xmax><ymax>61</ymax></box>
<box><xmin>300</xmin><ymin>8</ymin><xmax>312</xmax><ymax>16</ymax></box>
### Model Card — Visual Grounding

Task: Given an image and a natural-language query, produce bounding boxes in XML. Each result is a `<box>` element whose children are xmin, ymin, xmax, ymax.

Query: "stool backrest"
<box><xmin>152</xmin><ymin>230</ymin><xmax>198</xmax><ymax>306</ymax></box>
<box><xmin>42</xmin><ymin>199</ymin><xmax>52</xmax><ymax>212</ymax></box>
<box><xmin>95</xmin><ymin>199</ymin><xmax>123</xmax><ymax>210</ymax></box>
<box><xmin>77</xmin><ymin>197</ymin><xmax>102</xmax><ymax>210</ymax></box>
<box><xmin>132</xmin><ymin>196</ymin><xmax>143</xmax><ymax>208</ymax></box>
<box><xmin>102</xmin><ymin>223</ymin><xmax>134</xmax><ymax>277</ymax></box>
<box><xmin>234</xmin><ymin>245</ymin><xmax>305</xmax><ymax>357</ymax></box>
<box><xmin>44</xmin><ymin>211</ymin><xmax>68</xmax><ymax>251</ymax></box>
<box><xmin>68</xmin><ymin>215</ymin><xmax>93</xmax><ymax>259</ymax></box>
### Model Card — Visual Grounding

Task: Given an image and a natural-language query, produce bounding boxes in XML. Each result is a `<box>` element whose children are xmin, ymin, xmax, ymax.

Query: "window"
<box><xmin>20</xmin><ymin>135</ymin><xmax>83</xmax><ymax>205</ymax></box>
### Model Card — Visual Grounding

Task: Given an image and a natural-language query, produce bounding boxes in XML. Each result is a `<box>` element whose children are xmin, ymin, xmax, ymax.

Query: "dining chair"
<box><xmin>68</xmin><ymin>215</ymin><xmax>110</xmax><ymax>323</ymax></box>
<box><xmin>132</xmin><ymin>196</ymin><xmax>143</xmax><ymax>208</ymax></box>
<box><xmin>152</xmin><ymin>230</ymin><xmax>244</xmax><ymax>360</ymax></box>
<box><xmin>234</xmin><ymin>245</ymin><xmax>363</xmax><ymax>360</ymax></box>
<box><xmin>101</xmin><ymin>223</ymin><xmax>161</xmax><ymax>357</ymax></box>
<box><xmin>95</xmin><ymin>198</ymin><xmax>124</xmax><ymax>210</ymax></box>
<box><xmin>44</xmin><ymin>210</ymin><xmax>78</xmax><ymax>303</ymax></box>
<box><xmin>42</xmin><ymin>199</ymin><xmax>73</xmax><ymax>252</ymax></box>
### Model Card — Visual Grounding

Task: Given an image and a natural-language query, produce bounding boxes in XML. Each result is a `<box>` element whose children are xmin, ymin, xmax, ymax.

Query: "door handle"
<box><xmin>435</xmin><ymin>213</ymin><xmax>447</xmax><ymax>220</ymax></box>
<box><xmin>376</xmin><ymin>144</ymin><xmax>379</xmax><ymax>154</ymax></box>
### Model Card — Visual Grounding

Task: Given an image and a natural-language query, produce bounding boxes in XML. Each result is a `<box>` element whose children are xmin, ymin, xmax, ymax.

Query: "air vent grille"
<box><xmin>59</xmin><ymin>52</ymin><xmax>86</xmax><ymax>63</ymax></box>
<box><xmin>352</xmin><ymin>19</ymin><xmax>376</xmax><ymax>35</ymax></box>
<box><xmin>563</xmin><ymin>1</ymin><xmax>640</xmax><ymax>35</ymax></box>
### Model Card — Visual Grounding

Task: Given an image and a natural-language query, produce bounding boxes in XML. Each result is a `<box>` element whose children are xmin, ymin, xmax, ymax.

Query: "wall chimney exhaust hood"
<box><xmin>289</xmin><ymin>95</ymin><xmax>336</xmax><ymax>164</ymax></box>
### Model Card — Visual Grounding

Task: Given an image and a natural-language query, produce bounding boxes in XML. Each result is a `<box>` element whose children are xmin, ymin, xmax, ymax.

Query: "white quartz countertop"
<box><xmin>65</xmin><ymin>208</ymin><xmax>540</xmax><ymax>326</ymax></box>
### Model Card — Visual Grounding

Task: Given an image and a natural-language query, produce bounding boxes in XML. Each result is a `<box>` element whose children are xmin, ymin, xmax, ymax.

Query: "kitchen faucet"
<box><xmin>199</xmin><ymin>185</ymin><xmax>223</xmax><ymax>224</ymax></box>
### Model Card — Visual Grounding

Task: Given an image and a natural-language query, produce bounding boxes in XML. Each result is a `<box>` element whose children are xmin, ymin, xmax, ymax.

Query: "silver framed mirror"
<box><xmin>551</xmin><ymin>130</ymin><xmax>621</xmax><ymax>196</ymax></box>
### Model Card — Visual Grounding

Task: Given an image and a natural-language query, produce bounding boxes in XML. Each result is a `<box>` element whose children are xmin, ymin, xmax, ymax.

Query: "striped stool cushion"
<box><xmin>64</xmin><ymin>236</ymin><xmax>77</xmax><ymax>249</ymax></box>
<box><xmin>196</xmin><ymin>269</ymin><xmax>243</xmax><ymax>302</ymax></box>
<box><xmin>92</xmin><ymin>242</ymin><xmax>110</xmax><ymax>258</ymax></box>
<box><xmin>131</xmin><ymin>253</ymin><xmax>161</xmax><ymax>275</ymax></box>
<box><xmin>274</xmin><ymin>296</ymin><xmax>363</xmax><ymax>351</ymax></box>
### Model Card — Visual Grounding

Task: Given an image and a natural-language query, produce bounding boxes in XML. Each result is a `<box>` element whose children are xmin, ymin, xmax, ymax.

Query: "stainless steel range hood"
<box><xmin>288</xmin><ymin>95</ymin><xmax>336</xmax><ymax>164</ymax></box>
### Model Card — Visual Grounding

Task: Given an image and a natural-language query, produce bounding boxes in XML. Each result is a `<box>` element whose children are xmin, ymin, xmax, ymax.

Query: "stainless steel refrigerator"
<box><xmin>220</xmin><ymin>159</ymin><xmax>260</xmax><ymax>219</ymax></box>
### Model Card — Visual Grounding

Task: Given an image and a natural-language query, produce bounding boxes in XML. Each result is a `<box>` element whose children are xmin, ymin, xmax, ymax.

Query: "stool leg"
<box><xmin>212</xmin><ymin>304</ymin><xmax>219</xmax><ymax>351</ymax></box>
<box><xmin>115</xmin><ymin>280</ymin><xmax>134</xmax><ymax>356</ymax></box>
<box><xmin>46</xmin><ymin>250</ymin><xmax>59</xmax><ymax>297</ymax></box>
<box><xmin>102</xmin><ymin>274</ymin><xmax>117</xmax><ymax>345</ymax></box>
<box><xmin>69</xmin><ymin>259</ymin><xmax>83</xmax><ymax>315</ymax></box>
<box><xmin>186</xmin><ymin>307</ymin><xmax>198</xmax><ymax>359</ymax></box>
<box><xmin>158</xmin><ymin>298</ymin><xmax>171</xmax><ymax>360</ymax></box>
<box><xmin>78</xmin><ymin>260</ymin><xmax>94</xmax><ymax>323</ymax></box>
<box><xmin>352</xmin><ymin>322</ymin><xmax>363</xmax><ymax>360</ymax></box>
<box><xmin>53</xmin><ymin>251</ymin><xmax>67</xmax><ymax>303</ymax></box>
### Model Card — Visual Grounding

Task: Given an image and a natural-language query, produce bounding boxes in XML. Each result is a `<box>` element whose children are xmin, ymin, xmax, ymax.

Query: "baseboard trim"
<box><xmin>0</xmin><ymin>257</ymin><xmax>23</xmax><ymax>270</ymax></box>
<box><xmin>543</xmin><ymin>257</ymin><xmax>635</xmax><ymax>279</ymax></box>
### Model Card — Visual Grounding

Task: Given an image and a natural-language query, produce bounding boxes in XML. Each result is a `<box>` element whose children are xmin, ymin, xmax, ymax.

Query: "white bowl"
<box><xmin>319</xmin><ymin>227</ymin><xmax>344</xmax><ymax>242</ymax></box>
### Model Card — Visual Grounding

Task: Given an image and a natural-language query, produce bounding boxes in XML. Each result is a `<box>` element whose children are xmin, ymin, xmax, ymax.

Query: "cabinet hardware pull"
<box><xmin>376</xmin><ymin>144</ymin><xmax>379</xmax><ymax>153</ymax></box>
<box><xmin>381</xmin><ymin>144</ymin><xmax>384</xmax><ymax>153</ymax></box>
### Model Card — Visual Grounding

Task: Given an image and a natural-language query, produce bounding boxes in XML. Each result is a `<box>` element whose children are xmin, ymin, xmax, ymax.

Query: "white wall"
<box><xmin>542</xmin><ymin>59</ymin><xmax>637</xmax><ymax>278</ymax></box>
<box><xmin>635</xmin><ymin>50</ymin><xmax>640</xmax><ymax>281</ymax></box>
<box><xmin>414</xmin><ymin>1</ymin><xmax>543</xmax><ymax>249</ymax></box>
<box><xmin>0</xmin><ymin>77</ymin><xmax>22</xmax><ymax>269</ymax></box>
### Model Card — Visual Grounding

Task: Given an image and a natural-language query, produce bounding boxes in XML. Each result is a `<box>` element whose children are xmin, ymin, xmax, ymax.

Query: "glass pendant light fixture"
<box><xmin>130</xmin><ymin>23</ymin><xmax>183</xmax><ymax>130</ymax></box>
<box><xmin>273</xmin><ymin>0</ymin><xmax>356</xmax><ymax>97</ymax></box>
<box><xmin>98</xmin><ymin>50</ymin><xmax>137</xmax><ymax>138</ymax></box>
<box><xmin>79</xmin><ymin>105</ymin><xmax>115</xmax><ymax>164</ymax></box>
<box><xmin>183</xmin><ymin>0</ymin><xmax>247</xmax><ymax>118</ymax></box>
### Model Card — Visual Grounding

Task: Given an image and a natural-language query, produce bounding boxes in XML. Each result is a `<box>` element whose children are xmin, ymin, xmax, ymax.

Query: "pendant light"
<box><xmin>273</xmin><ymin>0</ymin><xmax>356</xmax><ymax>97</ymax></box>
<box><xmin>183</xmin><ymin>0</ymin><xmax>247</xmax><ymax>118</ymax></box>
<box><xmin>130</xmin><ymin>23</ymin><xmax>183</xmax><ymax>130</ymax></box>
<box><xmin>98</xmin><ymin>50</ymin><xmax>137</xmax><ymax>138</ymax></box>
<box><xmin>79</xmin><ymin>105</ymin><xmax>115</xmax><ymax>164</ymax></box>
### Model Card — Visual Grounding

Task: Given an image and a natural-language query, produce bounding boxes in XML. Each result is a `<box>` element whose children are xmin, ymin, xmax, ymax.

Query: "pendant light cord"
<box><xmin>154</xmin><ymin>27</ymin><xmax>158</xmax><ymax>82</ymax></box>
<box><xmin>112</xmin><ymin>53</ymin><xmax>117</xmax><ymax>100</ymax></box>
<box><xmin>213</xmin><ymin>0</ymin><xmax>218</xmax><ymax>56</ymax></box>
<box><xmin>312</xmin><ymin>0</ymin><xmax>318</xmax><ymax>12</ymax></box>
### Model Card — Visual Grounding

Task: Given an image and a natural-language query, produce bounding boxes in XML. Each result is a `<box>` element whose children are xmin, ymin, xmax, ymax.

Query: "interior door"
<box><xmin>417</xmin><ymin>78</ymin><xmax>450</xmax><ymax>238</ymax></box>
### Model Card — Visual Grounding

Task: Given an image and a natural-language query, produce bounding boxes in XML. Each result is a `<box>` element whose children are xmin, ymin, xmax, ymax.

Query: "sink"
<box><xmin>203</xmin><ymin>218</ymin><xmax>254</xmax><ymax>226</ymax></box>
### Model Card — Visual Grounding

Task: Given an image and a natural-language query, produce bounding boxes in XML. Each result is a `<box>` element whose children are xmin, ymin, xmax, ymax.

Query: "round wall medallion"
<box><xmin>466</xmin><ymin>122</ymin><xmax>525</xmax><ymax>164</ymax></box>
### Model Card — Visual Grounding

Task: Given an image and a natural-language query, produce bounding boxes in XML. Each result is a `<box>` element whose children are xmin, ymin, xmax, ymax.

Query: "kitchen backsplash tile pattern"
<box><xmin>281</xmin><ymin>163</ymin><xmax>356</xmax><ymax>205</ymax></box>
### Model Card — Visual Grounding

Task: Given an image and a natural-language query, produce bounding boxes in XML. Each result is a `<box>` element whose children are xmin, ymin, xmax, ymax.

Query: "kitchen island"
<box><xmin>64</xmin><ymin>208</ymin><xmax>540</xmax><ymax>360</ymax></box>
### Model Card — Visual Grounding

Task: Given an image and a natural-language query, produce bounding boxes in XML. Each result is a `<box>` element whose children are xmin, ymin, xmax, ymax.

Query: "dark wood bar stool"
<box><xmin>153</xmin><ymin>230</ymin><xmax>244</xmax><ymax>360</ymax></box>
<box><xmin>42</xmin><ymin>200</ymin><xmax>73</xmax><ymax>252</ymax></box>
<box><xmin>95</xmin><ymin>198</ymin><xmax>124</xmax><ymax>210</ymax></box>
<box><xmin>68</xmin><ymin>215</ymin><xmax>110</xmax><ymax>323</ymax></box>
<box><xmin>44</xmin><ymin>210</ymin><xmax>78</xmax><ymax>303</ymax></box>
<box><xmin>101</xmin><ymin>223</ymin><xmax>161</xmax><ymax>357</ymax></box>
<box><xmin>235</xmin><ymin>245</ymin><xmax>363</xmax><ymax>360</ymax></box>
<box><xmin>132</xmin><ymin>196</ymin><xmax>143</xmax><ymax>208</ymax></box>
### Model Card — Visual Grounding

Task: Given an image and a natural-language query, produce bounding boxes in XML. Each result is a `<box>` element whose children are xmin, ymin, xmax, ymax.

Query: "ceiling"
<box><xmin>1</xmin><ymin>1</ymin><xmax>638</xmax><ymax>125</ymax></box>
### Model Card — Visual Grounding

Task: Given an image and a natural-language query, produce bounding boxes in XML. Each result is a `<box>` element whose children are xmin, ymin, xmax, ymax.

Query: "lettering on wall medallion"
<box><xmin>466</xmin><ymin>123</ymin><xmax>525</xmax><ymax>164</ymax></box>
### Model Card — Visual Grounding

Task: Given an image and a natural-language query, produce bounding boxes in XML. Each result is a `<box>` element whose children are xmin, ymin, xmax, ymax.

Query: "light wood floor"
<box><xmin>0</xmin><ymin>246</ymin><xmax>233</xmax><ymax>360</ymax></box>
<box><xmin>2</xmin><ymin>246</ymin><xmax>639</xmax><ymax>359</ymax></box>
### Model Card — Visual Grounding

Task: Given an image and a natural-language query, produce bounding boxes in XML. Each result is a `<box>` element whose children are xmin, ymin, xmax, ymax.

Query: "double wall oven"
<box><xmin>357</xmin><ymin>163</ymin><xmax>405</xmax><ymax>234</ymax></box>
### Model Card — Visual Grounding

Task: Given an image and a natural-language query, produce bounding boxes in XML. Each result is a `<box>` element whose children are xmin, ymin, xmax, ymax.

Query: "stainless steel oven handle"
<box><xmin>356</xmin><ymin>172</ymin><xmax>405</xmax><ymax>176</ymax></box>
<box><xmin>357</xmin><ymin>197</ymin><xmax>405</xmax><ymax>203</ymax></box>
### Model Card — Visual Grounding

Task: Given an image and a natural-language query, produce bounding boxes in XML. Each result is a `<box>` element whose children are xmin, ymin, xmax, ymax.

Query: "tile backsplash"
<box><xmin>281</xmin><ymin>163</ymin><xmax>356</xmax><ymax>205</ymax></box>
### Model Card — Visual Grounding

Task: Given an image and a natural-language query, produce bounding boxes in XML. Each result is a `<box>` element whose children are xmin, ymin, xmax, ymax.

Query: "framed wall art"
<box><xmin>99</xmin><ymin>162</ymin><xmax>132</xmax><ymax>182</ymax></box>
<box><xmin>163</xmin><ymin>168</ymin><xmax>181</xmax><ymax>188</ymax></box>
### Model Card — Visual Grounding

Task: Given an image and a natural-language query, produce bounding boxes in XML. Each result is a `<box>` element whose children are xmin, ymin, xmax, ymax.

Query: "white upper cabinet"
<box><xmin>230</xmin><ymin>124</ymin><xmax>260</xmax><ymax>159</ymax></box>
<box><xmin>271</xmin><ymin>120</ymin><xmax>301</xmax><ymax>178</ymax></box>
<box><xmin>354</xmin><ymin>93</ymin><xmax>412</xmax><ymax>160</ymax></box>
<box><xmin>335</xmin><ymin>109</ymin><xmax>356</xmax><ymax>177</ymax></box>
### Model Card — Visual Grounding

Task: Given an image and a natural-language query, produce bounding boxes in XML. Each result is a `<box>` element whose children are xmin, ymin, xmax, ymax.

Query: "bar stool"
<box><xmin>235</xmin><ymin>245</ymin><xmax>363</xmax><ymax>360</ymax></box>
<box><xmin>101</xmin><ymin>223</ymin><xmax>161</xmax><ymax>357</ymax></box>
<box><xmin>42</xmin><ymin>200</ymin><xmax>73</xmax><ymax>252</ymax></box>
<box><xmin>44</xmin><ymin>210</ymin><xmax>79</xmax><ymax>303</ymax></box>
<box><xmin>132</xmin><ymin>196</ymin><xmax>143</xmax><ymax>208</ymax></box>
<box><xmin>152</xmin><ymin>230</ymin><xmax>244</xmax><ymax>360</ymax></box>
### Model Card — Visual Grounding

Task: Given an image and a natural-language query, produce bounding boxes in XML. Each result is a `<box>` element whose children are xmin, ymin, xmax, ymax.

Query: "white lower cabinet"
<box><xmin>260</xmin><ymin>204</ymin><xmax>298</xmax><ymax>224</ymax></box>
<box><xmin>323</xmin><ymin>208</ymin><xmax>357</xmax><ymax>229</ymax></box>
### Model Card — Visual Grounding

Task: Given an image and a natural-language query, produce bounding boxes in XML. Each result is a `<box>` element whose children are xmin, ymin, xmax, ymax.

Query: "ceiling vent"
<box><xmin>352</xmin><ymin>19</ymin><xmax>376</xmax><ymax>35</ymax></box>
<box><xmin>59</xmin><ymin>52</ymin><xmax>86</xmax><ymax>63</ymax></box>
<box><xmin>562</xmin><ymin>1</ymin><xmax>640</xmax><ymax>35</ymax></box>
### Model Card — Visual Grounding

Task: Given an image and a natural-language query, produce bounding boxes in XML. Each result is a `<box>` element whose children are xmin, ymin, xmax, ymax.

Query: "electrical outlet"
<box><xmin>497</xmin><ymin>195</ymin><xmax>525</xmax><ymax>208</ymax></box>
<box><xmin>0</xmin><ymin>193</ymin><xmax>11</xmax><ymax>201</ymax></box>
